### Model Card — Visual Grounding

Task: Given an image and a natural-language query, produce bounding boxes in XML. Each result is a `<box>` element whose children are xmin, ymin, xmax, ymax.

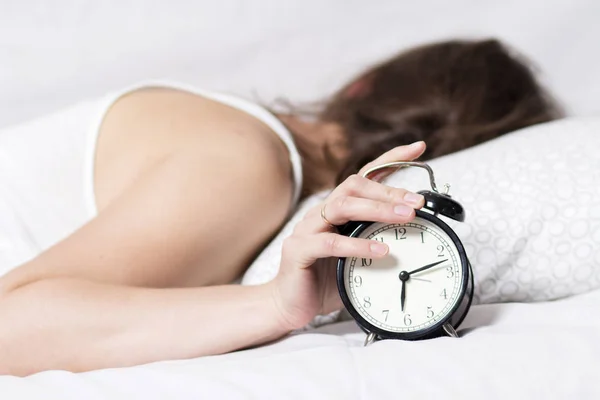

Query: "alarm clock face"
<box><xmin>339</xmin><ymin>212</ymin><xmax>468</xmax><ymax>337</ymax></box>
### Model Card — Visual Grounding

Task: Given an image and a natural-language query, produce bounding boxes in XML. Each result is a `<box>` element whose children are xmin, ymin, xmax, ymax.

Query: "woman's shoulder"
<box><xmin>96</xmin><ymin>87</ymin><xmax>295</xmax><ymax>213</ymax></box>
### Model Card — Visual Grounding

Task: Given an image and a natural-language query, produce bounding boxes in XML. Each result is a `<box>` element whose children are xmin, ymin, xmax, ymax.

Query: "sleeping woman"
<box><xmin>0</xmin><ymin>38</ymin><xmax>560</xmax><ymax>375</ymax></box>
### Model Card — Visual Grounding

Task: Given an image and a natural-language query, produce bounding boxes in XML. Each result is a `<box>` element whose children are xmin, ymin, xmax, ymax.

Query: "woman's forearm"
<box><xmin>0</xmin><ymin>278</ymin><xmax>288</xmax><ymax>376</ymax></box>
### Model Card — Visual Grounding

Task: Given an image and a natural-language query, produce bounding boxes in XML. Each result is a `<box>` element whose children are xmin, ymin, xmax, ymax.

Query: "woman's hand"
<box><xmin>269</xmin><ymin>141</ymin><xmax>427</xmax><ymax>331</ymax></box>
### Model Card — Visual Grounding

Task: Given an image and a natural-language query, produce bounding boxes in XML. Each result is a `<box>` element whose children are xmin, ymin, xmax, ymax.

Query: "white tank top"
<box><xmin>0</xmin><ymin>82</ymin><xmax>303</xmax><ymax>276</ymax></box>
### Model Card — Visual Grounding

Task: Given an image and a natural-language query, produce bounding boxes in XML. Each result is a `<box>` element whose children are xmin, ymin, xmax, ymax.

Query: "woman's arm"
<box><xmin>0</xmin><ymin>140</ymin><xmax>426</xmax><ymax>376</ymax></box>
<box><xmin>0</xmin><ymin>278</ymin><xmax>286</xmax><ymax>376</ymax></box>
<box><xmin>0</xmin><ymin>130</ymin><xmax>293</xmax><ymax>376</ymax></box>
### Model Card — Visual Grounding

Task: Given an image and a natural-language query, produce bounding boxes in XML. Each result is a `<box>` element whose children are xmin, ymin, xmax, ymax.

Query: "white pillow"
<box><xmin>242</xmin><ymin>117</ymin><xmax>600</xmax><ymax>306</ymax></box>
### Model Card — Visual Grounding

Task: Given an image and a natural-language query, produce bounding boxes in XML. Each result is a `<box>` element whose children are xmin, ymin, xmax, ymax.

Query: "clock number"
<box><xmin>363</xmin><ymin>296</ymin><xmax>371</xmax><ymax>308</ymax></box>
<box><xmin>440</xmin><ymin>288</ymin><xmax>448</xmax><ymax>299</ymax></box>
<box><xmin>375</xmin><ymin>237</ymin><xmax>384</xmax><ymax>243</ymax></box>
<box><xmin>382</xmin><ymin>309</ymin><xmax>389</xmax><ymax>322</ymax></box>
<box><xmin>446</xmin><ymin>266</ymin><xmax>454</xmax><ymax>278</ymax></box>
<box><xmin>437</xmin><ymin>245</ymin><xmax>445</xmax><ymax>257</ymax></box>
<box><xmin>420</xmin><ymin>232</ymin><xmax>425</xmax><ymax>243</ymax></box>
<box><xmin>353</xmin><ymin>275</ymin><xmax>363</xmax><ymax>287</ymax></box>
<box><xmin>426</xmin><ymin>306</ymin><xmax>434</xmax><ymax>319</ymax></box>
<box><xmin>403</xmin><ymin>314</ymin><xmax>412</xmax><ymax>326</ymax></box>
<box><xmin>361</xmin><ymin>258</ymin><xmax>372</xmax><ymax>267</ymax></box>
<box><xmin>394</xmin><ymin>228</ymin><xmax>406</xmax><ymax>240</ymax></box>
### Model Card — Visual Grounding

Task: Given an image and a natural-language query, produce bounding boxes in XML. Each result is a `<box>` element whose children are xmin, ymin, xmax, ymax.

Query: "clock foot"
<box><xmin>443</xmin><ymin>323</ymin><xmax>459</xmax><ymax>338</ymax></box>
<box><xmin>364</xmin><ymin>332</ymin><xmax>377</xmax><ymax>346</ymax></box>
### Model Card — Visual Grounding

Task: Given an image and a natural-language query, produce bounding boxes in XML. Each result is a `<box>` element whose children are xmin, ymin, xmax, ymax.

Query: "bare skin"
<box><xmin>0</xmin><ymin>87</ymin><xmax>426</xmax><ymax>376</ymax></box>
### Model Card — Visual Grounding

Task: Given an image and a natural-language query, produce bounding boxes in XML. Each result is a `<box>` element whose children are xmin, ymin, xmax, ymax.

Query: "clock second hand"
<box><xmin>411</xmin><ymin>277</ymin><xmax>431</xmax><ymax>282</ymax></box>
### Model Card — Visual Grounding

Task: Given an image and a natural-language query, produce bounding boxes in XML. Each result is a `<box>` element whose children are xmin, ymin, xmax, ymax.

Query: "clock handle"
<box><xmin>361</xmin><ymin>161</ymin><xmax>445</xmax><ymax>194</ymax></box>
<box><xmin>362</xmin><ymin>161</ymin><xmax>466</xmax><ymax>222</ymax></box>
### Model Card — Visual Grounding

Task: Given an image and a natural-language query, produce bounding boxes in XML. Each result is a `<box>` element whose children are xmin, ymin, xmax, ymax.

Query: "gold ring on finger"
<box><xmin>320</xmin><ymin>203</ymin><xmax>336</xmax><ymax>229</ymax></box>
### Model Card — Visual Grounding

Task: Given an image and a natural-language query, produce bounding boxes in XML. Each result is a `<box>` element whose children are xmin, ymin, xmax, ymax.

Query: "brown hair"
<box><xmin>312</xmin><ymin>38</ymin><xmax>562</xmax><ymax>188</ymax></box>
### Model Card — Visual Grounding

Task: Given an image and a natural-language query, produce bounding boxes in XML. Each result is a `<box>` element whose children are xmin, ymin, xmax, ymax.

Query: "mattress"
<box><xmin>2</xmin><ymin>289</ymin><xmax>599</xmax><ymax>399</ymax></box>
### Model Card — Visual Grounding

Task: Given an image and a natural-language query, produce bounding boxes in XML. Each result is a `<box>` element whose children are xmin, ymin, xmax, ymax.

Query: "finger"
<box><xmin>358</xmin><ymin>141</ymin><xmax>426</xmax><ymax>182</ymax></box>
<box><xmin>333</xmin><ymin>175</ymin><xmax>424</xmax><ymax>206</ymax></box>
<box><xmin>298</xmin><ymin>185</ymin><xmax>424</xmax><ymax>236</ymax></box>
<box><xmin>282</xmin><ymin>233</ymin><xmax>389</xmax><ymax>269</ymax></box>
<box><xmin>302</xmin><ymin>176</ymin><xmax>423</xmax><ymax>219</ymax></box>
<box><xmin>297</xmin><ymin>194</ymin><xmax>418</xmax><ymax>235</ymax></box>
<box><xmin>320</xmin><ymin>196</ymin><xmax>417</xmax><ymax>226</ymax></box>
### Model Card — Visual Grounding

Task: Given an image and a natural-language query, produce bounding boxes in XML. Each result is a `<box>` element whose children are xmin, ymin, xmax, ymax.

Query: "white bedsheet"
<box><xmin>2</xmin><ymin>289</ymin><xmax>599</xmax><ymax>399</ymax></box>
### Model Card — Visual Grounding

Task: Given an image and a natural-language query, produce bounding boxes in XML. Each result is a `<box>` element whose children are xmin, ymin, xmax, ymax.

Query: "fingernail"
<box><xmin>403</xmin><ymin>192</ymin><xmax>424</xmax><ymax>205</ymax></box>
<box><xmin>370</xmin><ymin>242</ymin><xmax>388</xmax><ymax>255</ymax></box>
<box><xmin>410</xmin><ymin>141</ymin><xmax>425</xmax><ymax>147</ymax></box>
<box><xmin>394</xmin><ymin>204</ymin><xmax>413</xmax><ymax>216</ymax></box>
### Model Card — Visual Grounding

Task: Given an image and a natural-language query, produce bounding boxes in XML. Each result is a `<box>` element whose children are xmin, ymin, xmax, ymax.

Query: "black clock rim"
<box><xmin>336</xmin><ymin>210</ymin><xmax>471</xmax><ymax>340</ymax></box>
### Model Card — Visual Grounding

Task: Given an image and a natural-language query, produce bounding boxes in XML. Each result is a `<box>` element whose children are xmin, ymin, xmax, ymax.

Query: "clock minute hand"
<box><xmin>408</xmin><ymin>259</ymin><xmax>448</xmax><ymax>276</ymax></box>
<box><xmin>401</xmin><ymin>280</ymin><xmax>406</xmax><ymax>312</ymax></box>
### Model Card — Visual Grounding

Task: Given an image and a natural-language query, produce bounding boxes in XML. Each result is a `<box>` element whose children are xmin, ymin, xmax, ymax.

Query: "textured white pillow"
<box><xmin>242</xmin><ymin>117</ymin><xmax>600</xmax><ymax>306</ymax></box>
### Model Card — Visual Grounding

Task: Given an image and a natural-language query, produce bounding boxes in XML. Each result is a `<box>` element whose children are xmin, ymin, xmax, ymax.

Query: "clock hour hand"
<box><xmin>408</xmin><ymin>259</ymin><xmax>448</xmax><ymax>276</ymax></box>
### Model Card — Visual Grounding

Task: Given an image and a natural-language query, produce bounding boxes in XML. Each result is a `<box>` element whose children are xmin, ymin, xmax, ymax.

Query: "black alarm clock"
<box><xmin>336</xmin><ymin>161</ymin><xmax>474</xmax><ymax>345</ymax></box>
